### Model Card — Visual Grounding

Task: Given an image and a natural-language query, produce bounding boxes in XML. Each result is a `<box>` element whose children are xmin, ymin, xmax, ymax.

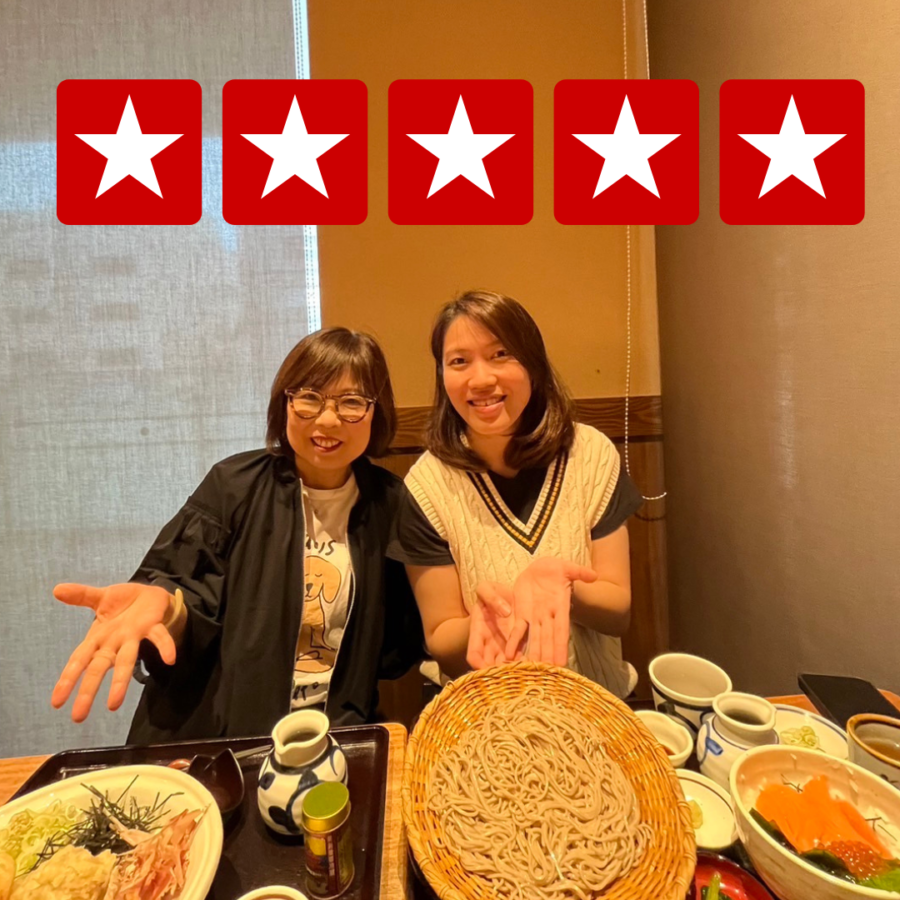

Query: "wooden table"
<box><xmin>0</xmin><ymin>721</ymin><xmax>408</xmax><ymax>900</ymax></box>
<box><xmin>2</xmin><ymin>696</ymin><xmax>899</xmax><ymax>900</ymax></box>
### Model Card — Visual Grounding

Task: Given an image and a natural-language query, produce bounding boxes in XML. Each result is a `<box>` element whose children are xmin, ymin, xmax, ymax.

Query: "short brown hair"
<box><xmin>267</xmin><ymin>327</ymin><xmax>397</xmax><ymax>459</ymax></box>
<box><xmin>426</xmin><ymin>291</ymin><xmax>575</xmax><ymax>471</ymax></box>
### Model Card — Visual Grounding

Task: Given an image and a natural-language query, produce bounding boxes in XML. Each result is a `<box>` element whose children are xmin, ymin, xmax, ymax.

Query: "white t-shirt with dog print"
<box><xmin>291</xmin><ymin>474</ymin><xmax>358</xmax><ymax>710</ymax></box>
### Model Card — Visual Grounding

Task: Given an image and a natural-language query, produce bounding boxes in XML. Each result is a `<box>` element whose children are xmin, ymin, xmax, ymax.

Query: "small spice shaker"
<box><xmin>301</xmin><ymin>782</ymin><xmax>355</xmax><ymax>898</ymax></box>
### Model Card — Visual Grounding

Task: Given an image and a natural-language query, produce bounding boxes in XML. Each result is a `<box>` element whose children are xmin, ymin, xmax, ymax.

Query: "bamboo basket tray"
<box><xmin>402</xmin><ymin>661</ymin><xmax>696</xmax><ymax>900</ymax></box>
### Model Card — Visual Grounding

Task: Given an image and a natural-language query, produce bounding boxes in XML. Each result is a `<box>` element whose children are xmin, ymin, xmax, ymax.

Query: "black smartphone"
<box><xmin>798</xmin><ymin>673</ymin><xmax>900</xmax><ymax>729</ymax></box>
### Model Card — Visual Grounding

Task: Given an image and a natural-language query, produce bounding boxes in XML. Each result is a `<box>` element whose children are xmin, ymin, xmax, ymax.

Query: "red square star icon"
<box><xmin>554</xmin><ymin>79</ymin><xmax>698</xmax><ymax>225</ymax></box>
<box><xmin>223</xmin><ymin>79</ymin><xmax>367</xmax><ymax>225</ymax></box>
<box><xmin>388</xmin><ymin>79</ymin><xmax>533</xmax><ymax>225</ymax></box>
<box><xmin>720</xmin><ymin>80</ymin><xmax>865</xmax><ymax>224</ymax></box>
<box><xmin>57</xmin><ymin>79</ymin><xmax>202</xmax><ymax>225</ymax></box>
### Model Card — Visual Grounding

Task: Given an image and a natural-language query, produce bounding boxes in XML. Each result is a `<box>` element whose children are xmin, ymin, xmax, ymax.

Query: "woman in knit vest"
<box><xmin>388</xmin><ymin>291</ymin><xmax>643</xmax><ymax>697</ymax></box>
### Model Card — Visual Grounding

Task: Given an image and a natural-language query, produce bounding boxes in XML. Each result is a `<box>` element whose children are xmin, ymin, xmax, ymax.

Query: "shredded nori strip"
<box><xmin>31</xmin><ymin>776</ymin><xmax>182</xmax><ymax>870</ymax></box>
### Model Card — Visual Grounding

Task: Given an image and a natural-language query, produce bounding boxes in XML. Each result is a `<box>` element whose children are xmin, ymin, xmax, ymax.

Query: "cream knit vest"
<box><xmin>406</xmin><ymin>423</ymin><xmax>634</xmax><ymax>698</ymax></box>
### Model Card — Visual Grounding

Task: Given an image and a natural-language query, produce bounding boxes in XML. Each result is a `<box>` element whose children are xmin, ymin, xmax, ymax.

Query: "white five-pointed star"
<box><xmin>738</xmin><ymin>95</ymin><xmax>846</xmax><ymax>198</ymax></box>
<box><xmin>573</xmin><ymin>96</ymin><xmax>680</xmax><ymax>198</ymax></box>
<box><xmin>75</xmin><ymin>96</ymin><xmax>183</xmax><ymax>198</ymax></box>
<box><xmin>241</xmin><ymin>97</ymin><xmax>348</xmax><ymax>198</ymax></box>
<box><xmin>407</xmin><ymin>96</ymin><xmax>514</xmax><ymax>198</ymax></box>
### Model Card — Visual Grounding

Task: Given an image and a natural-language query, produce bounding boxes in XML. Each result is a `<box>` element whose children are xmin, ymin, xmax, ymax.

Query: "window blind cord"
<box><xmin>623</xmin><ymin>0</ymin><xmax>666</xmax><ymax>504</ymax></box>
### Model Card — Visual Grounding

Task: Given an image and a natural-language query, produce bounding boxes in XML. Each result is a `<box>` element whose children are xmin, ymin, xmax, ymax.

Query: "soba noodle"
<box><xmin>428</xmin><ymin>691</ymin><xmax>652</xmax><ymax>900</ymax></box>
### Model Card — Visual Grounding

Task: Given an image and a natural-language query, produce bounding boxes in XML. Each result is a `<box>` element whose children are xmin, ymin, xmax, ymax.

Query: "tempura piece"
<box><xmin>8</xmin><ymin>845</ymin><xmax>115</xmax><ymax>900</ymax></box>
<box><xmin>0</xmin><ymin>850</ymin><xmax>15</xmax><ymax>900</ymax></box>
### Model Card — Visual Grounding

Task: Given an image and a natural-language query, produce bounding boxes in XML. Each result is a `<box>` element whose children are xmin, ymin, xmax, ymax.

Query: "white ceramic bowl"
<box><xmin>636</xmin><ymin>709</ymin><xmax>693</xmax><ymax>767</ymax></box>
<box><xmin>649</xmin><ymin>652</ymin><xmax>733</xmax><ymax>733</ymax></box>
<box><xmin>730</xmin><ymin>745</ymin><xmax>900</xmax><ymax>900</ymax></box>
<box><xmin>676</xmin><ymin>768</ymin><xmax>738</xmax><ymax>851</ymax></box>
<box><xmin>774</xmin><ymin>704</ymin><xmax>848</xmax><ymax>758</ymax></box>
<box><xmin>237</xmin><ymin>888</ymin><xmax>309</xmax><ymax>900</ymax></box>
<box><xmin>0</xmin><ymin>764</ymin><xmax>223</xmax><ymax>900</ymax></box>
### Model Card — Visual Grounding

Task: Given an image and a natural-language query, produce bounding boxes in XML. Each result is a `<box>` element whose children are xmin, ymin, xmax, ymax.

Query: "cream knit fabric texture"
<box><xmin>406</xmin><ymin>423</ymin><xmax>634</xmax><ymax>697</ymax></box>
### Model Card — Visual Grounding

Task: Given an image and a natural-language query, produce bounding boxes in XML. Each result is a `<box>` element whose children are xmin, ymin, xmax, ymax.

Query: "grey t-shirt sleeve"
<box><xmin>590</xmin><ymin>469</ymin><xmax>644</xmax><ymax>539</ymax></box>
<box><xmin>387</xmin><ymin>485</ymin><xmax>455</xmax><ymax>567</ymax></box>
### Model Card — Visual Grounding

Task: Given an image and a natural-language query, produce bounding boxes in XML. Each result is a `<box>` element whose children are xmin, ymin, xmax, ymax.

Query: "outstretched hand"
<box><xmin>504</xmin><ymin>559</ymin><xmax>598</xmax><ymax>666</ymax></box>
<box><xmin>466</xmin><ymin>581</ymin><xmax>521</xmax><ymax>670</ymax></box>
<box><xmin>51</xmin><ymin>582</ymin><xmax>177</xmax><ymax>722</ymax></box>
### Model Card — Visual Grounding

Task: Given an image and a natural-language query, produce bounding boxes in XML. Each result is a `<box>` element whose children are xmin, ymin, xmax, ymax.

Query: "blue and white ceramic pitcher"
<box><xmin>257</xmin><ymin>709</ymin><xmax>348</xmax><ymax>835</ymax></box>
<box><xmin>697</xmin><ymin>691</ymin><xmax>778</xmax><ymax>789</ymax></box>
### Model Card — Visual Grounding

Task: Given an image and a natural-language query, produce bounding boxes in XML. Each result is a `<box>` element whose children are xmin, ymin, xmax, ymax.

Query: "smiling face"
<box><xmin>441</xmin><ymin>315</ymin><xmax>532</xmax><ymax>443</ymax></box>
<box><xmin>285</xmin><ymin>371</ymin><xmax>373</xmax><ymax>489</ymax></box>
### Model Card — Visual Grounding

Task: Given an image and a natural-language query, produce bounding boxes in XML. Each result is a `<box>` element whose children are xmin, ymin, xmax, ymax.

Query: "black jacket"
<box><xmin>126</xmin><ymin>450</ymin><xmax>424</xmax><ymax>744</ymax></box>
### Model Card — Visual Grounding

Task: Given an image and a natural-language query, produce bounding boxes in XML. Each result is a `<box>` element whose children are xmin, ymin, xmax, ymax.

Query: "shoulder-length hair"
<box><xmin>426</xmin><ymin>291</ymin><xmax>575</xmax><ymax>472</ymax></box>
<box><xmin>267</xmin><ymin>327</ymin><xmax>397</xmax><ymax>459</ymax></box>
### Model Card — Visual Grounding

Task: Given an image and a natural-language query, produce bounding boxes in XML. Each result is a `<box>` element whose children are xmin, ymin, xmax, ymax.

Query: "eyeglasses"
<box><xmin>286</xmin><ymin>388</ymin><xmax>376</xmax><ymax>423</ymax></box>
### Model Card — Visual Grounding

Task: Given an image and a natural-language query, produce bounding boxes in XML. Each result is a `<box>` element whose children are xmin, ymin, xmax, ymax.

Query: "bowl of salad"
<box><xmin>692</xmin><ymin>851</ymin><xmax>774</xmax><ymax>900</ymax></box>
<box><xmin>731</xmin><ymin>745</ymin><xmax>900</xmax><ymax>900</ymax></box>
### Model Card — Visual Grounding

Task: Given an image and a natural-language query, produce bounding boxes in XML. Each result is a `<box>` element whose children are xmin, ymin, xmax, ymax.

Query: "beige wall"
<box><xmin>649</xmin><ymin>1</ymin><xmax>900</xmax><ymax>694</ymax></box>
<box><xmin>309</xmin><ymin>0</ymin><xmax>660</xmax><ymax>405</ymax></box>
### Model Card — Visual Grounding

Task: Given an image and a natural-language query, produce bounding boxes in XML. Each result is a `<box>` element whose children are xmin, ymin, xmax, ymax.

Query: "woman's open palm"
<box><xmin>51</xmin><ymin>582</ymin><xmax>176</xmax><ymax>722</ymax></box>
<box><xmin>504</xmin><ymin>559</ymin><xmax>597</xmax><ymax>666</ymax></box>
<box><xmin>467</xmin><ymin>581</ymin><xmax>520</xmax><ymax>670</ymax></box>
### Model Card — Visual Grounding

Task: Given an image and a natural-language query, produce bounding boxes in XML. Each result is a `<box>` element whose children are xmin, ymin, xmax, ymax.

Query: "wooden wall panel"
<box><xmin>392</xmin><ymin>395</ymin><xmax>662</xmax><ymax>450</ymax></box>
<box><xmin>619</xmin><ymin>439</ymin><xmax>668</xmax><ymax>699</ymax></box>
<box><xmin>310</xmin><ymin>0</ymin><xmax>661</xmax><ymax>407</ymax></box>
<box><xmin>373</xmin><ymin>454</ymin><xmax>419</xmax><ymax>480</ymax></box>
<box><xmin>374</xmin><ymin>396</ymin><xmax>666</xmax><ymax>725</ymax></box>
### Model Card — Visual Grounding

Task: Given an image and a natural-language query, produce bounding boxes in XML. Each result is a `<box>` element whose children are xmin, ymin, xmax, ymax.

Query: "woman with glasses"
<box><xmin>51</xmin><ymin>328</ymin><xmax>424</xmax><ymax>742</ymax></box>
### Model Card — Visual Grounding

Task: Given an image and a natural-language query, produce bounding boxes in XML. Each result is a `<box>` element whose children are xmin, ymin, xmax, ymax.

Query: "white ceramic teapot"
<box><xmin>697</xmin><ymin>691</ymin><xmax>778</xmax><ymax>789</ymax></box>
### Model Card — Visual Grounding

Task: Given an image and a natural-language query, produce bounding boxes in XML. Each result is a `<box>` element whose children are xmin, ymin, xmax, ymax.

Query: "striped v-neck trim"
<box><xmin>466</xmin><ymin>452</ymin><xmax>568</xmax><ymax>553</ymax></box>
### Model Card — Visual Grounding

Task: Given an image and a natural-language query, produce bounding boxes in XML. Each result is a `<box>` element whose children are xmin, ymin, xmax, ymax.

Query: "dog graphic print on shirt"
<box><xmin>292</xmin><ymin>476</ymin><xmax>357</xmax><ymax>709</ymax></box>
<box><xmin>295</xmin><ymin>554</ymin><xmax>342</xmax><ymax>674</ymax></box>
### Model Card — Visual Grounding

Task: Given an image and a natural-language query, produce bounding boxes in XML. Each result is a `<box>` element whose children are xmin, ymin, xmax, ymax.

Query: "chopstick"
<box><xmin>232</xmin><ymin>744</ymin><xmax>271</xmax><ymax>761</ymax></box>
